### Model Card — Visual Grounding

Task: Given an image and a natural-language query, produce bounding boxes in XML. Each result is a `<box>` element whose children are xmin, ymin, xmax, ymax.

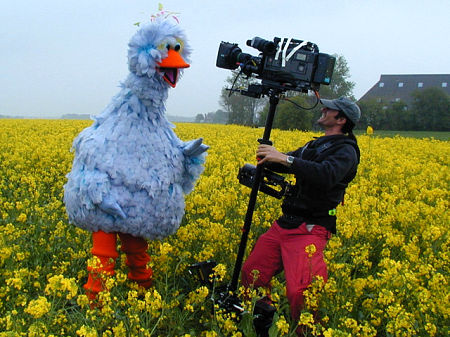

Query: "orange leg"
<box><xmin>119</xmin><ymin>233</ymin><xmax>153</xmax><ymax>289</ymax></box>
<box><xmin>83</xmin><ymin>230</ymin><xmax>118</xmax><ymax>300</ymax></box>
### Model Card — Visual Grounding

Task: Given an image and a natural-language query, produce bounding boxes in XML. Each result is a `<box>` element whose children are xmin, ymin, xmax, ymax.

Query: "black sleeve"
<box><xmin>264</xmin><ymin>148</ymin><xmax>303</xmax><ymax>173</ymax></box>
<box><xmin>289</xmin><ymin>144</ymin><xmax>358</xmax><ymax>189</ymax></box>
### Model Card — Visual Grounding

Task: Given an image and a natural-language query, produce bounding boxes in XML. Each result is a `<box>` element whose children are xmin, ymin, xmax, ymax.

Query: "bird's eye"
<box><xmin>157</xmin><ymin>42</ymin><xmax>168</xmax><ymax>51</ymax></box>
<box><xmin>157</xmin><ymin>39</ymin><xmax>184</xmax><ymax>52</ymax></box>
<box><xmin>175</xmin><ymin>39</ymin><xmax>184</xmax><ymax>52</ymax></box>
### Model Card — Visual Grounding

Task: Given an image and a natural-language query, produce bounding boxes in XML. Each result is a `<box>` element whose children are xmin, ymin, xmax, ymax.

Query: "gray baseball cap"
<box><xmin>320</xmin><ymin>96</ymin><xmax>361</xmax><ymax>124</ymax></box>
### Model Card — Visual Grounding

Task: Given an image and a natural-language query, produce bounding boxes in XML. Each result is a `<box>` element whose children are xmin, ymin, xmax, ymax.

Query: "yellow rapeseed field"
<box><xmin>0</xmin><ymin>119</ymin><xmax>448</xmax><ymax>336</ymax></box>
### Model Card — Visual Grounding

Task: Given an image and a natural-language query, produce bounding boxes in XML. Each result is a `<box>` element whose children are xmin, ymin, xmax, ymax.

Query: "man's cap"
<box><xmin>320</xmin><ymin>96</ymin><xmax>361</xmax><ymax>124</ymax></box>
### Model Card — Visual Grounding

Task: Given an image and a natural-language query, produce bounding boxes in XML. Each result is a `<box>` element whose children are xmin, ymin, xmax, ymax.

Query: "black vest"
<box><xmin>278</xmin><ymin>135</ymin><xmax>360</xmax><ymax>233</ymax></box>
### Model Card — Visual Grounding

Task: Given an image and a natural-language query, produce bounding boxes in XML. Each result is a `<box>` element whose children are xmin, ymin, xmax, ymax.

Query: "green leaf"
<box><xmin>239</xmin><ymin>311</ymin><xmax>257</xmax><ymax>337</ymax></box>
<box><xmin>268</xmin><ymin>313</ymin><xmax>279</xmax><ymax>337</ymax></box>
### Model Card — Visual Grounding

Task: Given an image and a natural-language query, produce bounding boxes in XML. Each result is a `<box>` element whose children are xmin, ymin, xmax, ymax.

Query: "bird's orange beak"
<box><xmin>157</xmin><ymin>49</ymin><xmax>190</xmax><ymax>88</ymax></box>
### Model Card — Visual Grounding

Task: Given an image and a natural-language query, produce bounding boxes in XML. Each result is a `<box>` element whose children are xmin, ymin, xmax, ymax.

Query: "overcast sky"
<box><xmin>1</xmin><ymin>0</ymin><xmax>449</xmax><ymax>118</ymax></box>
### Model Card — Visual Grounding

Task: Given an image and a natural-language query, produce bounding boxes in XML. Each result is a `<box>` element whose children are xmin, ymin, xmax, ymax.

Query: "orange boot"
<box><xmin>83</xmin><ymin>230</ymin><xmax>118</xmax><ymax>300</ymax></box>
<box><xmin>119</xmin><ymin>233</ymin><xmax>153</xmax><ymax>288</ymax></box>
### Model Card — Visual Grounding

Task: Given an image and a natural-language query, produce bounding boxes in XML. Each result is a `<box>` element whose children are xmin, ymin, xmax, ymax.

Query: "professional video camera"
<box><xmin>216</xmin><ymin>36</ymin><xmax>335</xmax><ymax>95</ymax></box>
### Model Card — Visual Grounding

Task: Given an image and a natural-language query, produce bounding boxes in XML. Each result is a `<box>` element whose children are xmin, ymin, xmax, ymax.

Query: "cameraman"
<box><xmin>241</xmin><ymin>97</ymin><xmax>361</xmax><ymax>330</ymax></box>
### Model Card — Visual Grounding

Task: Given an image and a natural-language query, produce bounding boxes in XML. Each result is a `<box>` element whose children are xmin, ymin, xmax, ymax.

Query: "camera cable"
<box><xmin>282</xmin><ymin>89</ymin><xmax>320</xmax><ymax>110</ymax></box>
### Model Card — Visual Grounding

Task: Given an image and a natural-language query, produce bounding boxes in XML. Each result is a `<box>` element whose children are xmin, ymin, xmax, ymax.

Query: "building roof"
<box><xmin>359</xmin><ymin>74</ymin><xmax>450</xmax><ymax>105</ymax></box>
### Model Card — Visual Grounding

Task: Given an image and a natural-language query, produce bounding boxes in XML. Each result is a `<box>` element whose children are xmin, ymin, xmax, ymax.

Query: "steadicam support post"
<box><xmin>229</xmin><ymin>90</ymin><xmax>280</xmax><ymax>292</ymax></box>
<box><xmin>188</xmin><ymin>87</ymin><xmax>300</xmax><ymax>336</ymax></box>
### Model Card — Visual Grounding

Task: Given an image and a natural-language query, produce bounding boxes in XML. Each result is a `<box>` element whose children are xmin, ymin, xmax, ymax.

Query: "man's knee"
<box><xmin>242</xmin><ymin>261</ymin><xmax>257</xmax><ymax>287</ymax></box>
<box><xmin>286</xmin><ymin>284</ymin><xmax>308</xmax><ymax>321</ymax></box>
<box><xmin>286</xmin><ymin>284</ymin><xmax>307</xmax><ymax>302</ymax></box>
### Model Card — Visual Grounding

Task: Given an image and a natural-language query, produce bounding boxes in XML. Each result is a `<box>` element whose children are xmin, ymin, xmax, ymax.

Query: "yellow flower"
<box><xmin>24</xmin><ymin>296</ymin><xmax>51</xmax><ymax>318</ymax></box>
<box><xmin>299</xmin><ymin>312</ymin><xmax>314</xmax><ymax>327</ymax></box>
<box><xmin>211</xmin><ymin>263</ymin><xmax>227</xmax><ymax>282</ymax></box>
<box><xmin>144</xmin><ymin>289</ymin><xmax>163</xmax><ymax>317</ymax></box>
<box><xmin>425</xmin><ymin>323</ymin><xmax>437</xmax><ymax>336</ymax></box>
<box><xmin>305</xmin><ymin>244</ymin><xmax>316</xmax><ymax>257</ymax></box>
<box><xmin>116</xmin><ymin>271</ymin><xmax>127</xmax><ymax>284</ymax></box>
<box><xmin>323</xmin><ymin>328</ymin><xmax>351</xmax><ymax>337</ymax></box>
<box><xmin>377</xmin><ymin>289</ymin><xmax>394</xmax><ymax>306</ymax></box>
<box><xmin>76</xmin><ymin>294</ymin><xmax>90</xmax><ymax>308</ymax></box>
<box><xmin>184</xmin><ymin>286</ymin><xmax>209</xmax><ymax>312</ymax></box>
<box><xmin>112</xmin><ymin>321</ymin><xmax>127</xmax><ymax>337</ymax></box>
<box><xmin>76</xmin><ymin>325</ymin><xmax>98</xmax><ymax>337</ymax></box>
<box><xmin>276</xmin><ymin>315</ymin><xmax>290</xmax><ymax>335</ymax></box>
<box><xmin>45</xmin><ymin>274</ymin><xmax>78</xmax><ymax>299</ymax></box>
<box><xmin>343</xmin><ymin>318</ymin><xmax>359</xmax><ymax>333</ymax></box>
<box><xmin>6</xmin><ymin>277</ymin><xmax>23</xmax><ymax>290</ymax></box>
<box><xmin>17</xmin><ymin>213</ymin><xmax>27</xmax><ymax>223</ymax></box>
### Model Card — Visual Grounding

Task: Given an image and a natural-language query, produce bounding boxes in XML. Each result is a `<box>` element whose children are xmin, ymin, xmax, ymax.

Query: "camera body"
<box><xmin>237</xmin><ymin>163</ymin><xmax>295</xmax><ymax>199</ymax></box>
<box><xmin>217</xmin><ymin>37</ymin><xmax>335</xmax><ymax>93</ymax></box>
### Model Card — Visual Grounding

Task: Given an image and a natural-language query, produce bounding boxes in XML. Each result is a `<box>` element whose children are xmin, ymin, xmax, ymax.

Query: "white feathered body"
<box><xmin>64</xmin><ymin>19</ymin><xmax>206</xmax><ymax>240</ymax></box>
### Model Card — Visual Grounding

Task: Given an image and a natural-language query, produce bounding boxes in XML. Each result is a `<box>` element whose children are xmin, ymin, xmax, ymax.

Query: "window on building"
<box><xmin>418</xmin><ymin>82</ymin><xmax>423</xmax><ymax>88</ymax></box>
<box><xmin>398</xmin><ymin>82</ymin><xmax>404</xmax><ymax>88</ymax></box>
<box><xmin>395</xmin><ymin>98</ymin><xmax>401</xmax><ymax>102</ymax></box>
<box><xmin>376</xmin><ymin>98</ymin><xmax>382</xmax><ymax>103</ymax></box>
<box><xmin>443</xmin><ymin>82</ymin><xmax>448</xmax><ymax>88</ymax></box>
<box><xmin>379</xmin><ymin>82</ymin><xmax>384</xmax><ymax>87</ymax></box>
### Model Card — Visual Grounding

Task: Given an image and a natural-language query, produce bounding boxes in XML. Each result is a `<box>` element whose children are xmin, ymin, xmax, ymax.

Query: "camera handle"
<box><xmin>229</xmin><ymin>90</ymin><xmax>281</xmax><ymax>292</ymax></box>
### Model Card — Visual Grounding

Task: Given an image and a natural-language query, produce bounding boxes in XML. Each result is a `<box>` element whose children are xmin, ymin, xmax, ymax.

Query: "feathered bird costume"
<box><xmin>64</xmin><ymin>17</ymin><xmax>208</xmax><ymax>240</ymax></box>
<box><xmin>63</xmin><ymin>14</ymin><xmax>208</xmax><ymax>298</ymax></box>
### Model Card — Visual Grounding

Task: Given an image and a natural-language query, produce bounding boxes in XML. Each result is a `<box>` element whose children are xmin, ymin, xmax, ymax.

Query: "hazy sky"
<box><xmin>1</xmin><ymin>0</ymin><xmax>449</xmax><ymax>118</ymax></box>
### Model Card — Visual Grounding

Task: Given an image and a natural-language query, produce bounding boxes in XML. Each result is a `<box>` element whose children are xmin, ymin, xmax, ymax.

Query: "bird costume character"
<box><xmin>64</xmin><ymin>13</ymin><xmax>208</xmax><ymax>299</ymax></box>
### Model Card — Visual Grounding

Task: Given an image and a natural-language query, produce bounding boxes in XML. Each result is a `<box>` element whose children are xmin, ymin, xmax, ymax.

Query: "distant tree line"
<box><xmin>61</xmin><ymin>114</ymin><xmax>91</xmax><ymax>120</ymax></box>
<box><xmin>218</xmin><ymin>70</ymin><xmax>267</xmax><ymax>126</ymax></box>
<box><xmin>0</xmin><ymin>114</ymin><xmax>22</xmax><ymax>119</ymax></box>
<box><xmin>194</xmin><ymin>110</ymin><xmax>229</xmax><ymax>124</ymax></box>
<box><xmin>358</xmin><ymin>88</ymin><xmax>449</xmax><ymax>131</ymax></box>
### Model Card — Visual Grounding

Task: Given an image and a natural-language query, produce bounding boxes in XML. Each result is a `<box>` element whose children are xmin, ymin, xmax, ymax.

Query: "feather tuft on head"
<box><xmin>151</xmin><ymin>3</ymin><xmax>180</xmax><ymax>24</ymax></box>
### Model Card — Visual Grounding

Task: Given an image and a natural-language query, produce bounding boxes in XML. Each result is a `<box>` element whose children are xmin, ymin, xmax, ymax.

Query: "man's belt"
<box><xmin>285</xmin><ymin>208</ymin><xmax>337</xmax><ymax>220</ymax></box>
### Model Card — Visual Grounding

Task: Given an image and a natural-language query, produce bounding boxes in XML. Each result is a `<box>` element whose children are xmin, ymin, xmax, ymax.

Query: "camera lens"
<box><xmin>247</xmin><ymin>37</ymin><xmax>276</xmax><ymax>54</ymax></box>
<box><xmin>216</xmin><ymin>42</ymin><xmax>242</xmax><ymax>70</ymax></box>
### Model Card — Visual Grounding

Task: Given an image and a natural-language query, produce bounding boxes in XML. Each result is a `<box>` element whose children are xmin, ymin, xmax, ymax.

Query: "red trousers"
<box><xmin>242</xmin><ymin>221</ymin><xmax>330</xmax><ymax>321</ymax></box>
<box><xmin>84</xmin><ymin>230</ymin><xmax>153</xmax><ymax>300</ymax></box>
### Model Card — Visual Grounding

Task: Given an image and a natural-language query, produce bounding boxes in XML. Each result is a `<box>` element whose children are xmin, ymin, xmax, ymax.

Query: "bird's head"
<box><xmin>127</xmin><ymin>17</ymin><xmax>191</xmax><ymax>88</ymax></box>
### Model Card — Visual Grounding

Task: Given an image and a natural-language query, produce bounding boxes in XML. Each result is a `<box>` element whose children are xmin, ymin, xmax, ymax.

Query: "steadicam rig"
<box><xmin>189</xmin><ymin>35</ymin><xmax>336</xmax><ymax>336</ymax></box>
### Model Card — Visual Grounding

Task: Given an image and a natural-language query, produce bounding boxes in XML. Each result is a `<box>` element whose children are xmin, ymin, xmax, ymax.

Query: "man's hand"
<box><xmin>256</xmin><ymin>145</ymin><xmax>289</xmax><ymax>166</ymax></box>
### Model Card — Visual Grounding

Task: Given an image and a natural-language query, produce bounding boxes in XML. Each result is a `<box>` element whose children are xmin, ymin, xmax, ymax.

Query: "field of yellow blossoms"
<box><xmin>0</xmin><ymin>119</ymin><xmax>448</xmax><ymax>337</ymax></box>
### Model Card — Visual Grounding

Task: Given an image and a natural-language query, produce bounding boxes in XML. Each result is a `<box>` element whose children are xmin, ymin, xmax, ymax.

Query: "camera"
<box><xmin>216</xmin><ymin>36</ymin><xmax>335</xmax><ymax>93</ymax></box>
<box><xmin>237</xmin><ymin>164</ymin><xmax>295</xmax><ymax>199</ymax></box>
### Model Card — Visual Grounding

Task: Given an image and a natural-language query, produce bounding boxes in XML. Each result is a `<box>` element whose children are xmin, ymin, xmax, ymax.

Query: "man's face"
<box><xmin>317</xmin><ymin>107</ymin><xmax>342</xmax><ymax>128</ymax></box>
